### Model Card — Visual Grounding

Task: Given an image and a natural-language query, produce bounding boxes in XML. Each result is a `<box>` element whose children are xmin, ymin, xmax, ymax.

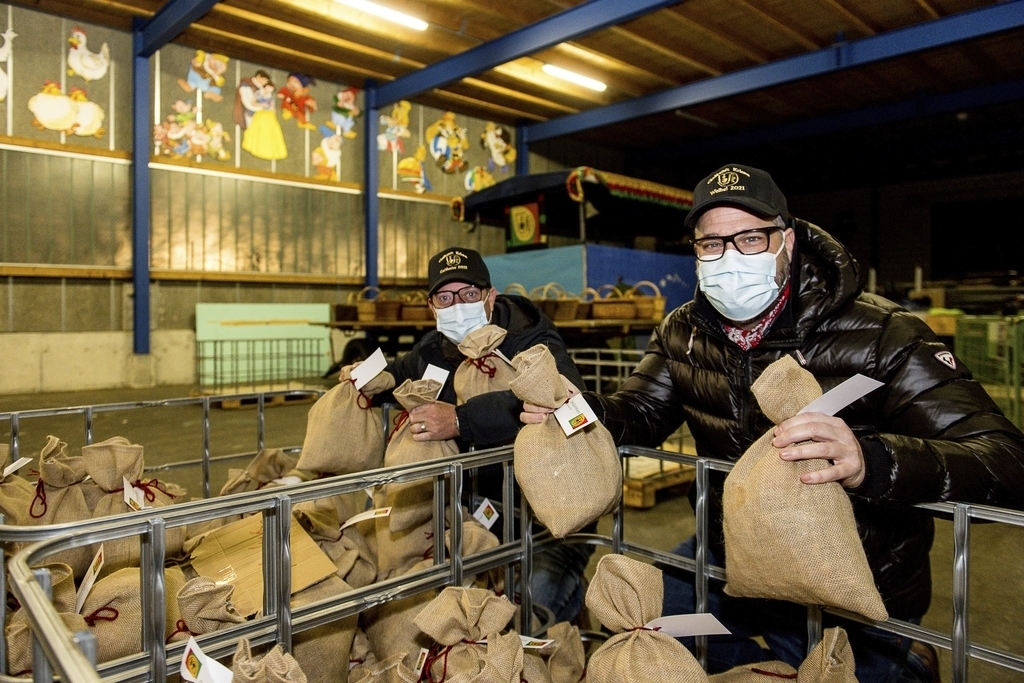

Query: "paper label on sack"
<box><xmin>123</xmin><ymin>476</ymin><xmax>148</xmax><ymax>511</ymax></box>
<box><xmin>472</xmin><ymin>498</ymin><xmax>499</xmax><ymax>530</ymax></box>
<box><xmin>351</xmin><ymin>348</ymin><xmax>387</xmax><ymax>390</ymax></box>
<box><xmin>341</xmin><ymin>506</ymin><xmax>391</xmax><ymax>531</ymax></box>
<box><xmin>644</xmin><ymin>613</ymin><xmax>731</xmax><ymax>638</ymax></box>
<box><xmin>75</xmin><ymin>545</ymin><xmax>104</xmax><ymax>614</ymax></box>
<box><xmin>492</xmin><ymin>349</ymin><xmax>513</xmax><ymax>366</ymax></box>
<box><xmin>520</xmin><ymin>636</ymin><xmax>555</xmax><ymax>649</ymax></box>
<box><xmin>3</xmin><ymin>456</ymin><xmax>32</xmax><ymax>478</ymax></box>
<box><xmin>413</xmin><ymin>648</ymin><xmax>430</xmax><ymax>678</ymax></box>
<box><xmin>554</xmin><ymin>394</ymin><xmax>599</xmax><ymax>436</ymax></box>
<box><xmin>798</xmin><ymin>373</ymin><xmax>884</xmax><ymax>417</ymax></box>
<box><xmin>181</xmin><ymin>637</ymin><xmax>233</xmax><ymax>683</ymax></box>
<box><xmin>422</xmin><ymin>364</ymin><xmax>450</xmax><ymax>396</ymax></box>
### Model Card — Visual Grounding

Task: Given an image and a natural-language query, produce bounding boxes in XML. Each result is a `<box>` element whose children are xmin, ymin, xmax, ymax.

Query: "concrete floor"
<box><xmin>3</xmin><ymin>385</ymin><xmax>1023</xmax><ymax>683</ymax></box>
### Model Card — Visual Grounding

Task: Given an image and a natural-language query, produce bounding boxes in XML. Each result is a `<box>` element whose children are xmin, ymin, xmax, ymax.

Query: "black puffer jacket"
<box><xmin>593</xmin><ymin>220</ymin><xmax>1024</xmax><ymax>619</ymax></box>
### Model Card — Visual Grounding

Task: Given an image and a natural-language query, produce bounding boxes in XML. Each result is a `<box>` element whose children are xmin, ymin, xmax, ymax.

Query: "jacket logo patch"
<box><xmin>935</xmin><ymin>351</ymin><xmax>956</xmax><ymax>370</ymax></box>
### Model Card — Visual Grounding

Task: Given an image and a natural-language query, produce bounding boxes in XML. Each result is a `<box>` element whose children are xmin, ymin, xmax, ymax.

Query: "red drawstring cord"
<box><xmin>388</xmin><ymin>410</ymin><xmax>410</xmax><ymax>444</ymax></box>
<box><xmin>133</xmin><ymin>478</ymin><xmax>177</xmax><ymax>502</ymax></box>
<box><xmin>750</xmin><ymin>668</ymin><xmax>798</xmax><ymax>679</ymax></box>
<box><xmin>348</xmin><ymin>378</ymin><xmax>373</xmax><ymax>410</ymax></box>
<box><xmin>421</xmin><ymin>640</ymin><xmax>479</xmax><ymax>682</ymax></box>
<box><xmin>466</xmin><ymin>355</ymin><xmax>498</xmax><ymax>378</ymax></box>
<box><xmin>29</xmin><ymin>479</ymin><xmax>47</xmax><ymax>518</ymax></box>
<box><xmin>84</xmin><ymin>606</ymin><xmax>119</xmax><ymax>626</ymax></box>
<box><xmin>166</xmin><ymin>619</ymin><xmax>193</xmax><ymax>643</ymax></box>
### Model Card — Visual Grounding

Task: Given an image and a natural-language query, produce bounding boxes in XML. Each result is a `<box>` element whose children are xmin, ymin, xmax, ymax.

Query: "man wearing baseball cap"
<box><xmin>524</xmin><ymin>163</ymin><xmax>1024</xmax><ymax>682</ymax></box>
<box><xmin>382</xmin><ymin>245</ymin><xmax>593</xmax><ymax>624</ymax></box>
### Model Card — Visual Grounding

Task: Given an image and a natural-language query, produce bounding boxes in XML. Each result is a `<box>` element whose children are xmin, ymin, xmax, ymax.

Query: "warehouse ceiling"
<box><xmin>17</xmin><ymin>0</ymin><xmax>1024</xmax><ymax>191</ymax></box>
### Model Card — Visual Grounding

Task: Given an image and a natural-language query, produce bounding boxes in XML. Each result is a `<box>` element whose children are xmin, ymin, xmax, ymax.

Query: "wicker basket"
<box><xmin>576</xmin><ymin>287</ymin><xmax>600</xmax><ymax>319</ymax></box>
<box><xmin>400</xmin><ymin>290</ymin><xmax>432</xmax><ymax>321</ymax></box>
<box><xmin>628</xmin><ymin>280</ymin><xmax>667</xmax><ymax>321</ymax></box>
<box><xmin>375</xmin><ymin>289</ymin><xmax>404</xmax><ymax>321</ymax></box>
<box><xmin>591</xmin><ymin>284</ymin><xmax>636</xmax><ymax>320</ymax></box>
<box><xmin>504</xmin><ymin>283</ymin><xmax>530</xmax><ymax>297</ymax></box>
<box><xmin>530</xmin><ymin>282</ymin><xmax>580</xmax><ymax>321</ymax></box>
<box><xmin>350</xmin><ymin>287</ymin><xmax>380</xmax><ymax>322</ymax></box>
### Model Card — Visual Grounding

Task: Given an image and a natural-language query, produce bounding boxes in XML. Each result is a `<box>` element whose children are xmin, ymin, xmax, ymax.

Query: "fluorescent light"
<box><xmin>541</xmin><ymin>64</ymin><xmax>607</xmax><ymax>92</ymax></box>
<box><xmin>337</xmin><ymin>0</ymin><xmax>428</xmax><ymax>31</ymax></box>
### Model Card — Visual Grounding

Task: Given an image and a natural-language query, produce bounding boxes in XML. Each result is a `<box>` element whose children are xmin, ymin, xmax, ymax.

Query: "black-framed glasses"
<box><xmin>430</xmin><ymin>285</ymin><xmax>486</xmax><ymax>309</ymax></box>
<box><xmin>690</xmin><ymin>226</ymin><xmax>783</xmax><ymax>262</ymax></box>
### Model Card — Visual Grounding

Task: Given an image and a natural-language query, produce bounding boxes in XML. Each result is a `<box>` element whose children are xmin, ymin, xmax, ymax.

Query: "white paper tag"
<box><xmin>3</xmin><ymin>456</ymin><xmax>32</xmax><ymax>478</ymax></box>
<box><xmin>341</xmin><ymin>506</ymin><xmax>392</xmax><ymax>531</ymax></box>
<box><xmin>181</xmin><ymin>636</ymin><xmax>234</xmax><ymax>683</ymax></box>
<box><xmin>122</xmin><ymin>476</ymin><xmax>148</xmax><ymax>511</ymax></box>
<box><xmin>553</xmin><ymin>394</ymin><xmax>599</xmax><ymax>437</ymax></box>
<box><xmin>351</xmin><ymin>348</ymin><xmax>387</xmax><ymax>390</ymax></box>
<box><xmin>75</xmin><ymin>546</ymin><xmax>104</xmax><ymax>614</ymax></box>
<box><xmin>422</xmin><ymin>364</ymin><xmax>450</xmax><ymax>397</ymax></box>
<box><xmin>644</xmin><ymin>613</ymin><xmax>731</xmax><ymax>638</ymax></box>
<box><xmin>270</xmin><ymin>475</ymin><xmax>305</xmax><ymax>487</ymax></box>
<box><xmin>520</xmin><ymin>635</ymin><xmax>555</xmax><ymax>649</ymax></box>
<box><xmin>799</xmin><ymin>373</ymin><xmax>884</xmax><ymax>417</ymax></box>
<box><xmin>413</xmin><ymin>648</ymin><xmax>430</xmax><ymax>678</ymax></box>
<box><xmin>472</xmin><ymin>498</ymin><xmax>499</xmax><ymax>530</ymax></box>
<box><xmin>492</xmin><ymin>349</ymin><xmax>513</xmax><ymax>366</ymax></box>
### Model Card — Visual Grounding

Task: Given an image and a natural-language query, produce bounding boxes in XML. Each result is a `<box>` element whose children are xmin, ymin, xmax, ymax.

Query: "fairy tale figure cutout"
<box><xmin>278</xmin><ymin>73</ymin><xmax>318</xmax><ymax>130</ymax></box>
<box><xmin>177</xmin><ymin>50</ymin><xmax>229</xmax><ymax>102</ymax></box>
<box><xmin>235</xmin><ymin>70</ymin><xmax>287</xmax><ymax>161</ymax></box>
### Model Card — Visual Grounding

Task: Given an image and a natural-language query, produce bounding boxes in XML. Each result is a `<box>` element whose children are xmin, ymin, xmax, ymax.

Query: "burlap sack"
<box><xmin>348</xmin><ymin>630</ymin><xmax>375</xmax><ymax>677</ymax></box>
<box><xmin>796</xmin><ymin>627</ymin><xmax>857</xmax><ymax>683</ymax></box>
<box><xmin>454</xmin><ymin>325</ymin><xmax>516</xmax><ymax>404</ymax></box>
<box><xmin>295</xmin><ymin>498</ymin><xmax>375</xmax><ymax>588</ymax></box>
<box><xmin>5</xmin><ymin>612</ymin><xmax>89</xmax><ymax>675</ymax></box>
<box><xmin>722</xmin><ymin>355</ymin><xmax>887</xmax><ymax>622</ymax></box>
<box><xmin>709</xmin><ymin>661</ymin><xmax>798</xmax><ymax>683</ymax></box>
<box><xmin>542</xmin><ymin>622</ymin><xmax>586</xmax><ymax>683</ymax></box>
<box><xmin>585</xmin><ymin>554</ymin><xmax>708</xmax><ymax>683</ymax></box>
<box><xmin>374</xmin><ymin>515</ymin><xmax>436</xmax><ymax>581</ymax></box>
<box><xmin>363</xmin><ymin>519</ymin><xmax>494</xmax><ymax>672</ymax></box>
<box><xmin>82</xmin><ymin>437</ymin><xmax>188</xmax><ymax>574</ymax></box>
<box><xmin>291</xmin><ymin>574</ymin><xmax>358</xmax><ymax>683</ymax></box>
<box><xmin>28</xmin><ymin>436</ymin><xmax>94</xmax><ymax>577</ymax></box>
<box><xmin>1</xmin><ymin>444</ymin><xmax>37</xmax><ymax>528</ymax></box>
<box><xmin>378</xmin><ymin>378</ymin><xmax>459</xmax><ymax>535</ymax></box>
<box><xmin>298</xmin><ymin>368</ymin><xmax>395</xmax><ymax>474</ymax></box>
<box><xmin>79</xmin><ymin>566</ymin><xmax>187</xmax><ymax>663</ymax></box>
<box><xmin>522</xmin><ymin>652</ymin><xmax>553</xmax><ymax>683</ymax></box>
<box><xmin>509</xmin><ymin>344</ymin><xmax>621</xmax><ymax>538</ymax></box>
<box><xmin>349</xmin><ymin>653</ymin><xmax>418</xmax><ymax>683</ymax></box>
<box><xmin>221</xmin><ymin>448</ymin><xmax>300</xmax><ymax>497</ymax></box>
<box><xmin>231</xmin><ymin>639</ymin><xmax>308</xmax><ymax>683</ymax></box>
<box><xmin>166</xmin><ymin>576</ymin><xmax>245</xmax><ymax>643</ymax></box>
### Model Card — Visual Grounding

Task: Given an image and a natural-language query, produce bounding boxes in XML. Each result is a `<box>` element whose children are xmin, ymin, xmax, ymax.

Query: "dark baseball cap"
<box><xmin>684</xmin><ymin>164</ymin><xmax>789</xmax><ymax>229</ymax></box>
<box><xmin>428</xmin><ymin>246</ymin><xmax>491</xmax><ymax>295</ymax></box>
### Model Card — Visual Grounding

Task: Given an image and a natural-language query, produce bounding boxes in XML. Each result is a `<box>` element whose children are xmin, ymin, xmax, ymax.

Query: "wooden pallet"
<box><xmin>622</xmin><ymin>458</ymin><xmax>696</xmax><ymax>509</ymax></box>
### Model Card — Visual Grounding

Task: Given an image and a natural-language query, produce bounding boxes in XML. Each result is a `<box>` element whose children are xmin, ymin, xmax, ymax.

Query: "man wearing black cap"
<box><xmin>524</xmin><ymin>164</ymin><xmax>1024</xmax><ymax>682</ymax></box>
<box><xmin>383</xmin><ymin>245</ymin><xmax>593</xmax><ymax>623</ymax></box>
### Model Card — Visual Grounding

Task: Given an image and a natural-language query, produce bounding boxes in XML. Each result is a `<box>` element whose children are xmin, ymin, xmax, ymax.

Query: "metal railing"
<box><xmin>5</xmin><ymin>444</ymin><xmax>1024</xmax><ymax>683</ymax></box>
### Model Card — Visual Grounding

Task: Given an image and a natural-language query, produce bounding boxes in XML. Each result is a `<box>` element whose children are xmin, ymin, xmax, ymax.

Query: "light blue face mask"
<box><xmin>435</xmin><ymin>300</ymin><xmax>489</xmax><ymax>343</ymax></box>
<box><xmin>697</xmin><ymin>242</ymin><xmax>784</xmax><ymax>323</ymax></box>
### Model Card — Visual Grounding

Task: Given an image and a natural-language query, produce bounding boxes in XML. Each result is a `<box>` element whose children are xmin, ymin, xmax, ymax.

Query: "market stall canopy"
<box><xmin>450</xmin><ymin>167</ymin><xmax>693</xmax><ymax>246</ymax></box>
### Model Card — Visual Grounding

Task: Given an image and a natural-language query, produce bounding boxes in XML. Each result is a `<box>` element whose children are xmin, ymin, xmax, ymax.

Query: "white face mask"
<box><xmin>697</xmin><ymin>242</ymin><xmax>786</xmax><ymax>323</ymax></box>
<box><xmin>435</xmin><ymin>300</ymin><xmax>489</xmax><ymax>343</ymax></box>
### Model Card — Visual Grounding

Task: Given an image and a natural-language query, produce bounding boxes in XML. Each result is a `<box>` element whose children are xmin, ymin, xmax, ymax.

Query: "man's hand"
<box><xmin>773</xmin><ymin>412</ymin><xmax>866</xmax><ymax>488</ymax></box>
<box><xmin>519</xmin><ymin>375</ymin><xmax>580</xmax><ymax>424</ymax></box>
<box><xmin>409</xmin><ymin>402</ymin><xmax>459</xmax><ymax>442</ymax></box>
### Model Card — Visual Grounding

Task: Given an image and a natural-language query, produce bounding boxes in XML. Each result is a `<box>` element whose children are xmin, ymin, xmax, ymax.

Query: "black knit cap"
<box><xmin>684</xmin><ymin>164</ymin><xmax>789</xmax><ymax>229</ymax></box>
<box><xmin>428</xmin><ymin>246</ymin><xmax>491</xmax><ymax>295</ymax></box>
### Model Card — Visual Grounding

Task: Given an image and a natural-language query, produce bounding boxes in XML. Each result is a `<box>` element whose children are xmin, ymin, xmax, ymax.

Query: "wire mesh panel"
<box><xmin>196</xmin><ymin>337</ymin><xmax>326</xmax><ymax>393</ymax></box>
<box><xmin>568</xmin><ymin>348</ymin><xmax>646</xmax><ymax>394</ymax></box>
<box><xmin>954</xmin><ymin>316</ymin><xmax>1023</xmax><ymax>428</ymax></box>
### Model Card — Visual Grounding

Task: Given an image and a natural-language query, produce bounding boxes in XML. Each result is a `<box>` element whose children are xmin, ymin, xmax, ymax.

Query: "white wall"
<box><xmin>0</xmin><ymin>330</ymin><xmax>196</xmax><ymax>394</ymax></box>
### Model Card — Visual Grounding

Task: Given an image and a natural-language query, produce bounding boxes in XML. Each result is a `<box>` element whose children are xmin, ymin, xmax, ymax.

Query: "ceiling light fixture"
<box><xmin>336</xmin><ymin>0</ymin><xmax>428</xmax><ymax>31</ymax></box>
<box><xmin>541</xmin><ymin>64</ymin><xmax>607</xmax><ymax>92</ymax></box>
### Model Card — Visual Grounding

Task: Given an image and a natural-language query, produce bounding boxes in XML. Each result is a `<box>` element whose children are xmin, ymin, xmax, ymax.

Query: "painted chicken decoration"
<box><xmin>0</xmin><ymin>28</ymin><xmax>16</xmax><ymax>103</ymax></box>
<box><xmin>28</xmin><ymin>81</ymin><xmax>105</xmax><ymax>137</ymax></box>
<box><xmin>67</xmin><ymin>27</ymin><xmax>109</xmax><ymax>82</ymax></box>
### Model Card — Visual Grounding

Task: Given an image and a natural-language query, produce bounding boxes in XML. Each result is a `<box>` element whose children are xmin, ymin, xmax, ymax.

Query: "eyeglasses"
<box><xmin>690</xmin><ymin>226</ymin><xmax>783</xmax><ymax>262</ymax></box>
<box><xmin>430</xmin><ymin>285</ymin><xmax>486</xmax><ymax>309</ymax></box>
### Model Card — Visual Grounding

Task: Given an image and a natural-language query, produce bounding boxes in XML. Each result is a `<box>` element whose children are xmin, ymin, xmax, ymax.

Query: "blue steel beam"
<box><xmin>667</xmin><ymin>78</ymin><xmax>1024</xmax><ymax>158</ymax></box>
<box><xmin>131</xmin><ymin>22</ymin><xmax>151</xmax><ymax>354</ymax></box>
<box><xmin>364</xmin><ymin>83</ymin><xmax>380</xmax><ymax>289</ymax></box>
<box><xmin>375</xmin><ymin>0</ymin><xmax>681</xmax><ymax>107</ymax></box>
<box><xmin>136</xmin><ymin>0</ymin><xmax>221</xmax><ymax>57</ymax></box>
<box><xmin>524</xmin><ymin>0</ymin><xmax>1024</xmax><ymax>144</ymax></box>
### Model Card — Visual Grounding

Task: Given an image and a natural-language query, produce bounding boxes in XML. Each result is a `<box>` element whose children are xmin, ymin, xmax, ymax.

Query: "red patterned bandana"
<box><xmin>723</xmin><ymin>280</ymin><xmax>792</xmax><ymax>351</ymax></box>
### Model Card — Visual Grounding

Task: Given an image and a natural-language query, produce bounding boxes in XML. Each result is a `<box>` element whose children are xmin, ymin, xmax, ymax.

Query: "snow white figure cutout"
<box><xmin>236</xmin><ymin>70</ymin><xmax>287</xmax><ymax>161</ymax></box>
